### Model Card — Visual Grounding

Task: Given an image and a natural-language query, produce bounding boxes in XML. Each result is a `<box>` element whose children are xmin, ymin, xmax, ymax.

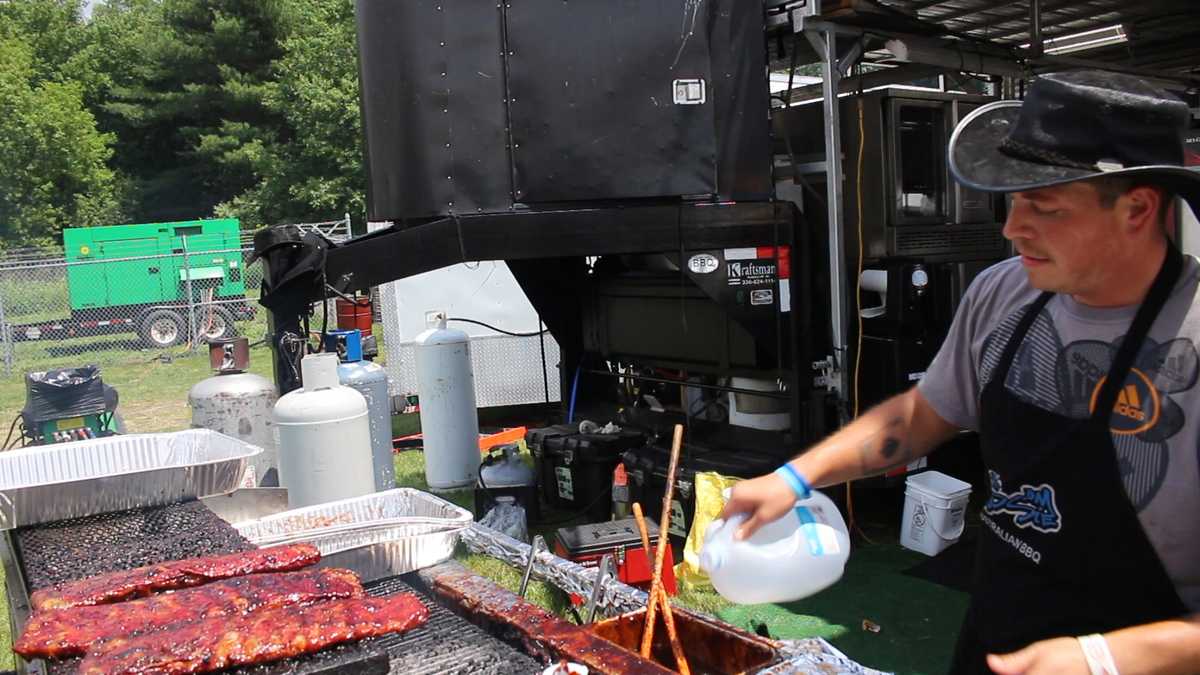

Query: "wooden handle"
<box><xmin>641</xmin><ymin>424</ymin><xmax>685</xmax><ymax>658</ymax></box>
<box><xmin>632</xmin><ymin>503</ymin><xmax>690</xmax><ymax>675</ymax></box>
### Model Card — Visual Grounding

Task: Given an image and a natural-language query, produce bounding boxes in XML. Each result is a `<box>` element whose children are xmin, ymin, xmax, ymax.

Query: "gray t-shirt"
<box><xmin>919</xmin><ymin>255</ymin><xmax>1200</xmax><ymax>612</ymax></box>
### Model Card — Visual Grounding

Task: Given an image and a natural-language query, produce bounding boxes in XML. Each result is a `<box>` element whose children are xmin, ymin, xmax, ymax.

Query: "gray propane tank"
<box><xmin>326</xmin><ymin>329</ymin><xmax>395</xmax><ymax>491</ymax></box>
<box><xmin>413</xmin><ymin>311</ymin><xmax>480</xmax><ymax>490</ymax></box>
<box><xmin>273</xmin><ymin>352</ymin><xmax>375</xmax><ymax>508</ymax></box>
<box><xmin>188</xmin><ymin>337</ymin><xmax>279</xmax><ymax>486</ymax></box>
<box><xmin>480</xmin><ymin>444</ymin><xmax>536</xmax><ymax>489</ymax></box>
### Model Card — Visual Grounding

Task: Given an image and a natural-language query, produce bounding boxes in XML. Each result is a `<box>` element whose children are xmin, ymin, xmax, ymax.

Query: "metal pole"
<box><xmin>1029</xmin><ymin>0</ymin><xmax>1044</xmax><ymax>58</ymax></box>
<box><xmin>182</xmin><ymin>235</ymin><xmax>197</xmax><ymax>353</ymax></box>
<box><xmin>806</xmin><ymin>24</ymin><xmax>851</xmax><ymax>407</ymax></box>
<box><xmin>0</xmin><ymin>287</ymin><xmax>10</xmax><ymax>376</ymax></box>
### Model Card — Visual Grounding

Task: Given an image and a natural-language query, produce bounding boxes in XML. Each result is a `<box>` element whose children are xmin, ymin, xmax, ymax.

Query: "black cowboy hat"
<box><xmin>948</xmin><ymin>70</ymin><xmax>1200</xmax><ymax>214</ymax></box>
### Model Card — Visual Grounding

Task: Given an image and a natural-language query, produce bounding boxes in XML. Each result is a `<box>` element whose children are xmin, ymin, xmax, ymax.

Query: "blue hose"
<box><xmin>567</xmin><ymin>364</ymin><xmax>581</xmax><ymax>424</ymax></box>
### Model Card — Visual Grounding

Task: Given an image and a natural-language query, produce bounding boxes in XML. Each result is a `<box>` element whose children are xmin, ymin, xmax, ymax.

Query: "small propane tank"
<box><xmin>326</xmin><ymin>329</ymin><xmax>395</xmax><ymax>491</ymax></box>
<box><xmin>699</xmin><ymin>489</ymin><xmax>850</xmax><ymax>604</ymax></box>
<box><xmin>479</xmin><ymin>444</ymin><xmax>535</xmax><ymax>490</ymax></box>
<box><xmin>273</xmin><ymin>353</ymin><xmax>375</xmax><ymax>508</ymax></box>
<box><xmin>414</xmin><ymin>311</ymin><xmax>480</xmax><ymax>490</ymax></box>
<box><xmin>189</xmin><ymin>337</ymin><xmax>280</xmax><ymax>486</ymax></box>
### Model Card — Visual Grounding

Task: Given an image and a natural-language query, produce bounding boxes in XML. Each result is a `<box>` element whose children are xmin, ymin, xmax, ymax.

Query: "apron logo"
<box><xmin>1088</xmin><ymin>368</ymin><xmax>1160</xmax><ymax>435</ymax></box>
<box><xmin>983</xmin><ymin>471</ymin><xmax>1062</xmax><ymax>533</ymax></box>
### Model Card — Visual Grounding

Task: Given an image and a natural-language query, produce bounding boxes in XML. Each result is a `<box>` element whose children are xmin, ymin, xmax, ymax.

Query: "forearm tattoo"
<box><xmin>858</xmin><ymin>417</ymin><xmax>914</xmax><ymax>477</ymax></box>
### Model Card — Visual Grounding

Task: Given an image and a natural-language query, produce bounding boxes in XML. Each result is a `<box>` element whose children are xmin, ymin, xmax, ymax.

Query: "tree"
<box><xmin>94</xmin><ymin>0</ymin><xmax>291</xmax><ymax>222</ymax></box>
<box><xmin>0</xmin><ymin>37</ymin><xmax>123</xmax><ymax>247</ymax></box>
<box><xmin>217</xmin><ymin>0</ymin><xmax>364</xmax><ymax>230</ymax></box>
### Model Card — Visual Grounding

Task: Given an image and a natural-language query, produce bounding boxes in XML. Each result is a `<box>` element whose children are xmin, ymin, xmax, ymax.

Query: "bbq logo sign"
<box><xmin>984</xmin><ymin>470</ymin><xmax>1062</xmax><ymax>534</ymax></box>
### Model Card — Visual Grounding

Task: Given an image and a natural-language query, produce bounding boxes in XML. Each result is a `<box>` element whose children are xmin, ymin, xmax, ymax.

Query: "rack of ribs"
<box><xmin>15</xmin><ymin>568</ymin><xmax>363</xmax><ymax>660</ymax></box>
<box><xmin>30</xmin><ymin>543</ymin><xmax>320</xmax><ymax>612</ymax></box>
<box><xmin>79</xmin><ymin>594</ymin><xmax>430</xmax><ymax>674</ymax></box>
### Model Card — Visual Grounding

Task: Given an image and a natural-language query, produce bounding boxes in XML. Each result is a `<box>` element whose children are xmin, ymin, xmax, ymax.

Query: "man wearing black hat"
<box><xmin>721</xmin><ymin>70</ymin><xmax>1200</xmax><ymax>674</ymax></box>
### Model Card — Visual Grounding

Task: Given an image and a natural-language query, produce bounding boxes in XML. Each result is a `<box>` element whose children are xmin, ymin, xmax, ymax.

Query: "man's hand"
<box><xmin>718</xmin><ymin>471</ymin><xmax>797</xmax><ymax>540</ymax></box>
<box><xmin>987</xmin><ymin>638</ymin><xmax>1089</xmax><ymax>675</ymax></box>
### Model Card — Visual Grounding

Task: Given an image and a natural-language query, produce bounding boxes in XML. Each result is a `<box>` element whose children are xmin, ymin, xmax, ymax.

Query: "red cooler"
<box><xmin>552</xmin><ymin>517</ymin><xmax>677</xmax><ymax>603</ymax></box>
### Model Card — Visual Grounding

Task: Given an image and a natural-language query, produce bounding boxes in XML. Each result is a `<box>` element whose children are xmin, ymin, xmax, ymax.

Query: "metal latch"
<box><xmin>812</xmin><ymin>356</ymin><xmax>839</xmax><ymax>391</ymax></box>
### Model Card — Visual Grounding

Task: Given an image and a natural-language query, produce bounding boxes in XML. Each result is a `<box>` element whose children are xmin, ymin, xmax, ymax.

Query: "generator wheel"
<box><xmin>195</xmin><ymin>305</ymin><xmax>237</xmax><ymax>343</ymax></box>
<box><xmin>139</xmin><ymin>309</ymin><xmax>187</xmax><ymax>349</ymax></box>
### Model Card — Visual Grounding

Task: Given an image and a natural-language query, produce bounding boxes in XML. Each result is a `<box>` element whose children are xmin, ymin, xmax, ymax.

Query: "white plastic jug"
<box><xmin>699</xmin><ymin>489</ymin><xmax>850</xmax><ymax>604</ymax></box>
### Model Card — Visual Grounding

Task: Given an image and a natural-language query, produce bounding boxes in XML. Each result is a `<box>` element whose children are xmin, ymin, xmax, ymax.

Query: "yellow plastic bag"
<box><xmin>674</xmin><ymin>471</ymin><xmax>742</xmax><ymax>591</ymax></box>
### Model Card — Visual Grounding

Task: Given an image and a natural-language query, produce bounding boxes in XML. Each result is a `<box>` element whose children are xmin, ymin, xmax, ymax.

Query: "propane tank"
<box><xmin>273</xmin><ymin>353</ymin><xmax>375</xmax><ymax>508</ymax></box>
<box><xmin>326</xmin><ymin>329</ymin><xmax>395</xmax><ymax>491</ymax></box>
<box><xmin>189</xmin><ymin>338</ymin><xmax>279</xmax><ymax>487</ymax></box>
<box><xmin>414</xmin><ymin>311</ymin><xmax>480</xmax><ymax>490</ymax></box>
<box><xmin>479</xmin><ymin>444</ymin><xmax>536</xmax><ymax>490</ymax></box>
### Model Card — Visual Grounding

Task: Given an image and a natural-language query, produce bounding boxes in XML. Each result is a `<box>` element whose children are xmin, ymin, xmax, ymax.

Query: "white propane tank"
<box><xmin>328</xmin><ymin>329</ymin><xmax>396</xmax><ymax>492</ymax></box>
<box><xmin>273</xmin><ymin>353</ymin><xmax>375</xmax><ymax>508</ymax></box>
<box><xmin>189</xmin><ymin>338</ymin><xmax>279</xmax><ymax>486</ymax></box>
<box><xmin>700</xmin><ymin>489</ymin><xmax>850</xmax><ymax>604</ymax></box>
<box><xmin>414</xmin><ymin>311</ymin><xmax>480</xmax><ymax>490</ymax></box>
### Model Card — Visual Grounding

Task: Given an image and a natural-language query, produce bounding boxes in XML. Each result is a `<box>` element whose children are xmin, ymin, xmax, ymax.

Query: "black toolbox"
<box><xmin>528</xmin><ymin>425</ymin><xmax>648</xmax><ymax>522</ymax></box>
<box><xmin>622</xmin><ymin>441</ymin><xmax>781</xmax><ymax>558</ymax></box>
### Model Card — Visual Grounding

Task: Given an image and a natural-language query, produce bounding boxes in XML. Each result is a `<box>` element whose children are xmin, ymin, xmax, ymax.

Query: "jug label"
<box><xmin>795</xmin><ymin>506</ymin><xmax>840</xmax><ymax>556</ymax></box>
<box><xmin>556</xmin><ymin>467</ymin><xmax>575</xmax><ymax>500</ymax></box>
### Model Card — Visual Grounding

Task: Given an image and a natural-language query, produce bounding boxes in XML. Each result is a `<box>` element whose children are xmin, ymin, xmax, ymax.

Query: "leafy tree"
<box><xmin>217</xmin><ymin>0</ymin><xmax>364</xmax><ymax>230</ymax></box>
<box><xmin>0</xmin><ymin>37</ymin><xmax>123</xmax><ymax>247</ymax></box>
<box><xmin>95</xmin><ymin>0</ymin><xmax>290</xmax><ymax>222</ymax></box>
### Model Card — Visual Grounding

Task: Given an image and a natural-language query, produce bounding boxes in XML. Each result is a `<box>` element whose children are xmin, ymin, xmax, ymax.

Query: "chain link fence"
<box><xmin>0</xmin><ymin>217</ymin><xmax>352</xmax><ymax>435</ymax></box>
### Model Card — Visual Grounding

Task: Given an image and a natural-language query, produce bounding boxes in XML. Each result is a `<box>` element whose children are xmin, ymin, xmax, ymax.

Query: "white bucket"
<box><xmin>900</xmin><ymin>471</ymin><xmax>972</xmax><ymax>556</ymax></box>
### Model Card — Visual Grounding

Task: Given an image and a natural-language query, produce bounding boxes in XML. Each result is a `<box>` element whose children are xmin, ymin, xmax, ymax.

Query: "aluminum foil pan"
<box><xmin>232</xmin><ymin>489</ymin><xmax>473</xmax><ymax>581</ymax></box>
<box><xmin>0</xmin><ymin>429</ymin><xmax>260</xmax><ymax>530</ymax></box>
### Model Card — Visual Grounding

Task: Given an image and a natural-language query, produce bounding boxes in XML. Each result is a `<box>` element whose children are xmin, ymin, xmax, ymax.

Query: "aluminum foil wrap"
<box><xmin>460</xmin><ymin>522</ymin><xmax>885</xmax><ymax>675</ymax></box>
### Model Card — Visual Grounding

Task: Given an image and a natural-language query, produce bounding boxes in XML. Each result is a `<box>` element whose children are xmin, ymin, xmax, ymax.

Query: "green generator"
<box><xmin>44</xmin><ymin>219</ymin><xmax>257</xmax><ymax>348</ymax></box>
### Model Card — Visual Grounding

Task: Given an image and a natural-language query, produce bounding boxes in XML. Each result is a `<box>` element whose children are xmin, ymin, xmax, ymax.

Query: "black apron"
<box><xmin>950</xmin><ymin>246</ymin><xmax>1189</xmax><ymax>674</ymax></box>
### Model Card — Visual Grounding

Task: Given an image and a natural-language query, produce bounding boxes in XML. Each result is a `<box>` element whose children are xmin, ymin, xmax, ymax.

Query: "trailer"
<box><xmin>253</xmin><ymin>0</ymin><xmax>1200</xmax><ymax>485</ymax></box>
<box><xmin>10</xmin><ymin>219</ymin><xmax>255</xmax><ymax>349</ymax></box>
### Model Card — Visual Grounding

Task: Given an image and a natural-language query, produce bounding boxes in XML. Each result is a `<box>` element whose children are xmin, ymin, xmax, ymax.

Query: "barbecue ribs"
<box><xmin>30</xmin><ymin>543</ymin><xmax>320</xmax><ymax>611</ymax></box>
<box><xmin>80</xmin><ymin>594</ymin><xmax>430</xmax><ymax>674</ymax></box>
<box><xmin>15</xmin><ymin>568</ymin><xmax>363</xmax><ymax>660</ymax></box>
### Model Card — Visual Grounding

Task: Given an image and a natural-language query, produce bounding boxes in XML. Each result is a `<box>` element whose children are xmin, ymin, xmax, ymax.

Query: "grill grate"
<box><xmin>13</xmin><ymin>500</ymin><xmax>542</xmax><ymax>675</ymax></box>
<box><xmin>15</xmin><ymin>499</ymin><xmax>254</xmax><ymax>591</ymax></box>
<box><xmin>365</xmin><ymin>576</ymin><xmax>542</xmax><ymax>675</ymax></box>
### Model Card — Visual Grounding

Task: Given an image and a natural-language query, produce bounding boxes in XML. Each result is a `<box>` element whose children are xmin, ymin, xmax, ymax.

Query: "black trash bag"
<box><xmin>23</xmin><ymin>366</ymin><xmax>107</xmax><ymax>423</ymax></box>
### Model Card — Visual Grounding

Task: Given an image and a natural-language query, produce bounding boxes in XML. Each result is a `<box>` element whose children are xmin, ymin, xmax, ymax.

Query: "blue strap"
<box><xmin>774</xmin><ymin>463</ymin><xmax>812</xmax><ymax>500</ymax></box>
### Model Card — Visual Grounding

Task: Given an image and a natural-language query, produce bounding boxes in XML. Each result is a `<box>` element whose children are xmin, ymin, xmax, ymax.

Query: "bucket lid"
<box><xmin>906</xmin><ymin>470</ymin><xmax>972</xmax><ymax>499</ymax></box>
<box><xmin>301</xmin><ymin>353</ymin><xmax>341</xmax><ymax>390</ymax></box>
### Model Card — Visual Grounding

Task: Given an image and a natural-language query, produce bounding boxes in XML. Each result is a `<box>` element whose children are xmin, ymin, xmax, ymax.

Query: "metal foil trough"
<box><xmin>232</xmin><ymin>489</ymin><xmax>473</xmax><ymax>581</ymax></box>
<box><xmin>0</xmin><ymin>429</ymin><xmax>260</xmax><ymax>530</ymax></box>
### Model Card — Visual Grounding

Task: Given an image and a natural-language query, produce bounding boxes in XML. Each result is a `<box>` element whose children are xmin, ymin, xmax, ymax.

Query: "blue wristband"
<box><xmin>774</xmin><ymin>464</ymin><xmax>812</xmax><ymax>500</ymax></box>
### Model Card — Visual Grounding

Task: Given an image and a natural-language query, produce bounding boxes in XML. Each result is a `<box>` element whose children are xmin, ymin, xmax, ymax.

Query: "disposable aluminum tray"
<box><xmin>233</xmin><ymin>488</ymin><xmax>473</xmax><ymax>581</ymax></box>
<box><xmin>0</xmin><ymin>429</ymin><xmax>261</xmax><ymax>530</ymax></box>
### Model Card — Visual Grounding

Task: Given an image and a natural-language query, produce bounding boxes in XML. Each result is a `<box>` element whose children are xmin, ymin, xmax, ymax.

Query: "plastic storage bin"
<box><xmin>536</xmin><ymin>428</ymin><xmax>647</xmax><ymax>522</ymax></box>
